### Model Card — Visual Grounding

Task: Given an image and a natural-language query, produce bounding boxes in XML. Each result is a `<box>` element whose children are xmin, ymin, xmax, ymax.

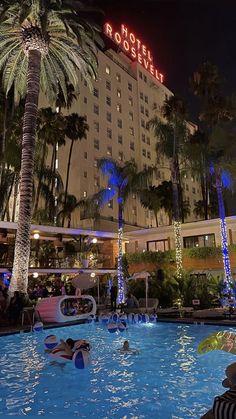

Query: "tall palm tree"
<box><xmin>85</xmin><ymin>158</ymin><xmax>153</xmax><ymax>304</ymax></box>
<box><xmin>191</xmin><ymin>62</ymin><xmax>236</xmax><ymax>296</ymax></box>
<box><xmin>149</xmin><ymin>95</ymin><xmax>190</xmax><ymax>278</ymax></box>
<box><xmin>62</xmin><ymin>114</ymin><xmax>88</xmax><ymax>226</ymax></box>
<box><xmin>33</xmin><ymin>107</ymin><xmax>65</xmax><ymax>214</ymax></box>
<box><xmin>139</xmin><ymin>186</ymin><xmax>161</xmax><ymax>227</ymax></box>
<box><xmin>0</xmin><ymin>0</ymin><xmax>102</xmax><ymax>293</ymax></box>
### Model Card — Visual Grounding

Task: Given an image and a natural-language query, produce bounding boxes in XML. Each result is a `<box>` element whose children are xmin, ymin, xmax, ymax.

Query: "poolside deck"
<box><xmin>1</xmin><ymin>316</ymin><xmax>236</xmax><ymax>337</ymax></box>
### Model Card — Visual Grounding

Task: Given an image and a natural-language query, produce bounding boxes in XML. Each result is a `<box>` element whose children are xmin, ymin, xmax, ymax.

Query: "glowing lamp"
<box><xmin>33</xmin><ymin>272</ymin><xmax>39</xmax><ymax>278</ymax></box>
<box><xmin>92</xmin><ymin>238</ymin><xmax>98</xmax><ymax>244</ymax></box>
<box><xmin>33</xmin><ymin>233</ymin><xmax>40</xmax><ymax>240</ymax></box>
<box><xmin>90</xmin><ymin>272</ymin><xmax>96</xmax><ymax>278</ymax></box>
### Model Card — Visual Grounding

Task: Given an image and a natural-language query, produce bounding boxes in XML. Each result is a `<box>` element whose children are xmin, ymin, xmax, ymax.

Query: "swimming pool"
<box><xmin>0</xmin><ymin>322</ymin><xmax>235</xmax><ymax>418</ymax></box>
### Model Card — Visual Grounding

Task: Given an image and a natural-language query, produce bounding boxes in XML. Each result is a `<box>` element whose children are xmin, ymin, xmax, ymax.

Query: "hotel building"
<box><xmin>43</xmin><ymin>23</ymin><xmax>201</xmax><ymax>233</ymax></box>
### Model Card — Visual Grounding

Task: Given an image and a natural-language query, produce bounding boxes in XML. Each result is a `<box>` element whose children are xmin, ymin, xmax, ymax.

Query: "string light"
<box><xmin>117</xmin><ymin>226</ymin><xmax>125</xmax><ymax>304</ymax></box>
<box><xmin>219</xmin><ymin>218</ymin><xmax>236</xmax><ymax>303</ymax></box>
<box><xmin>174</xmin><ymin>220</ymin><xmax>182</xmax><ymax>278</ymax></box>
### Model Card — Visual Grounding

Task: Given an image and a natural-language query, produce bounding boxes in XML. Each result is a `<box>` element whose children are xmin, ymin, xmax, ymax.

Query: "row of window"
<box><xmin>140</xmin><ymin>91</ymin><xmax>149</xmax><ymax>104</ymax></box>
<box><xmin>141</xmin><ymin>133</ymin><xmax>150</xmax><ymax>144</ymax></box>
<box><xmin>142</xmin><ymin>149</ymin><xmax>151</xmax><ymax>159</ymax></box>
<box><xmin>139</xmin><ymin>71</ymin><xmax>148</xmax><ymax>83</ymax></box>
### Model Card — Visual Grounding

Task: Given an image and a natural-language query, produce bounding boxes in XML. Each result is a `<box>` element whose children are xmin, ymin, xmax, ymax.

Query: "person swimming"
<box><xmin>118</xmin><ymin>340</ymin><xmax>139</xmax><ymax>354</ymax></box>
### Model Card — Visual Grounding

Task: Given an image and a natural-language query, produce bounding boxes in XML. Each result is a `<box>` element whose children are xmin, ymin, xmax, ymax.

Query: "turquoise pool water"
<box><xmin>0</xmin><ymin>322</ymin><xmax>235</xmax><ymax>418</ymax></box>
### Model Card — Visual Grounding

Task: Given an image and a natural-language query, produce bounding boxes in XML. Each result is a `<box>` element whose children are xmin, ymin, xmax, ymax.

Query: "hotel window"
<box><xmin>93</xmin><ymin>87</ymin><xmax>99</xmax><ymax>98</ymax></box>
<box><xmin>83</xmin><ymin>191</ymin><xmax>87</xmax><ymax>198</ymax></box>
<box><xmin>108</xmin><ymin>200</ymin><xmax>113</xmax><ymax>208</ymax></box>
<box><xmin>116</xmin><ymin>103</ymin><xmax>122</xmax><ymax>113</ymax></box>
<box><xmin>84</xmin><ymin>97</ymin><xmax>87</xmax><ymax>104</ymax></box>
<box><xmin>141</xmin><ymin>119</ymin><xmax>145</xmax><ymax>128</ymax></box>
<box><xmin>106</xmin><ymin>112</ymin><xmax>112</xmax><ymax>122</ymax></box>
<box><xmin>129</xmin><ymin>127</ymin><xmax>134</xmax><ymax>136</ymax></box>
<box><xmin>132</xmin><ymin>193</ymin><xmax>136</xmax><ymax>199</ymax></box>
<box><xmin>145</xmin><ymin>95</ymin><xmax>148</xmax><ymax>103</ymax></box>
<box><xmin>94</xmin><ymin>159</ymin><xmax>98</xmax><ymax>167</ymax></box>
<box><xmin>192</xmin><ymin>187</ymin><xmax>196</xmax><ymax>194</ymax></box>
<box><xmin>107</xmin><ymin>146</ymin><xmax>112</xmax><ymax>156</ymax></box>
<box><xmin>94</xmin><ymin>176</ymin><xmax>100</xmax><ymax>187</ymax></box>
<box><xmin>128</xmin><ymin>96</ymin><xmax>133</xmax><ymax>106</ymax></box>
<box><xmin>116</xmin><ymin>73</ymin><xmax>121</xmax><ymax>82</ymax></box>
<box><xmin>84</xmin><ymin>171</ymin><xmax>87</xmax><ymax>178</ymax></box>
<box><xmin>145</xmin><ymin>109</ymin><xmax>149</xmax><ymax>117</ymax></box>
<box><xmin>130</xmin><ymin>141</ymin><xmax>135</xmax><ymax>150</ymax></box>
<box><xmin>118</xmin><ymin>119</ymin><xmax>122</xmax><ymax>128</ymax></box>
<box><xmin>142</xmin><ymin>133</ymin><xmax>145</xmax><ymax>142</ymax></box>
<box><xmin>118</xmin><ymin>135</ymin><xmax>123</xmax><ymax>144</ymax></box>
<box><xmin>117</xmin><ymin>89</ymin><xmax>121</xmax><ymax>98</ymax></box>
<box><xmin>118</xmin><ymin>151</ymin><xmax>123</xmax><ymax>161</ymax></box>
<box><xmin>106</xmin><ymin>96</ymin><xmax>111</xmax><ymax>106</ymax></box>
<box><xmin>128</xmin><ymin>82</ymin><xmax>132</xmax><ymax>91</ymax></box>
<box><xmin>147</xmin><ymin>151</ymin><xmax>151</xmax><ymax>159</ymax></box>
<box><xmin>146</xmin><ymin>137</ymin><xmax>150</xmax><ymax>145</ymax></box>
<box><xmin>183</xmin><ymin>234</ymin><xmax>215</xmax><ymax>249</ymax></box>
<box><xmin>93</xmin><ymin>121</ymin><xmax>99</xmax><ymax>132</ymax></box>
<box><xmin>141</xmin><ymin>105</ymin><xmax>144</xmax><ymax>114</ymax></box>
<box><xmin>186</xmin><ymin>183</ymin><xmax>189</xmax><ymax>191</ymax></box>
<box><xmin>105</xmin><ymin>65</ymin><xmax>110</xmax><ymax>74</ymax></box>
<box><xmin>139</xmin><ymin>71</ymin><xmax>143</xmax><ymax>79</ymax></box>
<box><xmin>94</xmin><ymin>139</ymin><xmax>99</xmax><ymax>150</ymax></box>
<box><xmin>129</xmin><ymin>112</ymin><xmax>133</xmax><ymax>121</ymax></box>
<box><xmin>93</xmin><ymin>104</ymin><xmax>99</xmax><ymax>115</ymax></box>
<box><xmin>84</xmin><ymin>152</ymin><xmax>87</xmax><ymax>159</ymax></box>
<box><xmin>140</xmin><ymin>92</ymin><xmax>144</xmax><ymax>100</ymax></box>
<box><xmin>147</xmin><ymin>239</ymin><xmax>169</xmax><ymax>252</ymax></box>
<box><xmin>106</xmin><ymin>80</ymin><xmax>111</xmax><ymax>90</ymax></box>
<box><xmin>132</xmin><ymin>207</ymin><xmax>137</xmax><ymax>216</ymax></box>
<box><xmin>142</xmin><ymin>149</ymin><xmax>146</xmax><ymax>157</ymax></box>
<box><xmin>107</xmin><ymin>128</ymin><xmax>112</xmax><ymax>139</ymax></box>
<box><xmin>143</xmin><ymin>75</ymin><xmax>147</xmax><ymax>83</ymax></box>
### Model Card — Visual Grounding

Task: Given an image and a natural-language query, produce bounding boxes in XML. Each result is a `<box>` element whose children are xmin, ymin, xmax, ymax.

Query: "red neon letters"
<box><xmin>104</xmin><ymin>23</ymin><xmax>164</xmax><ymax>83</ymax></box>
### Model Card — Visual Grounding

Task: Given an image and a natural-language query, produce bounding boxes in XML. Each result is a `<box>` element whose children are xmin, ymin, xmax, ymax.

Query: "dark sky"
<box><xmin>97</xmin><ymin>0</ymin><xmax>236</xmax><ymax>120</ymax></box>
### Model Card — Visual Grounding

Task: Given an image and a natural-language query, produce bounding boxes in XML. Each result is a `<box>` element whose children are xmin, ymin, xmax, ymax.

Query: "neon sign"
<box><xmin>104</xmin><ymin>23</ymin><xmax>164</xmax><ymax>83</ymax></box>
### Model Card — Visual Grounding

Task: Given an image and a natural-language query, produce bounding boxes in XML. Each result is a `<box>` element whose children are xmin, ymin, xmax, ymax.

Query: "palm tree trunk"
<box><xmin>171</xmin><ymin>154</ymin><xmax>182</xmax><ymax>278</ymax></box>
<box><xmin>62</xmin><ymin>139</ymin><xmax>74</xmax><ymax>226</ymax></box>
<box><xmin>215</xmin><ymin>171</ymin><xmax>232</xmax><ymax>293</ymax></box>
<box><xmin>117</xmin><ymin>197</ymin><xmax>125</xmax><ymax>304</ymax></box>
<box><xmin>33</xmin><ymin>136</ymin><xmax>47</xmax><ymax>213</ymax></box>
<box><xmin>154</xmin><ymin>211</ymin><xmax>158</xmax><ymax>227</ymax></box>
<box><xmin>2</xmin><ymin>175</ymin><xmax>14</xmax><ymax>221</ymax></box>
<box><xmin>10</xmin><ymin>49</ymin><xmax>41</xmax><ymax>295</ymax></box>
<box><xmin>12</xmin><ymin>175</ymin><xmax>19</xmax><ymax>222</ymax></box>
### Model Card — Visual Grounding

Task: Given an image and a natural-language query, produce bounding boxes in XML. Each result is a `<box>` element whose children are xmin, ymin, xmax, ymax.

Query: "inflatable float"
<box><xmin>44</xmin><ymin>335</ymin><xmax>91</xmax><ymax>369</ymax></box>
<box><xmin>198</xmin><ymin>331</ymin><xmax>236</xmax><ymax>355</ymax></box>
<box><xmin>36</xmin><ymin>295</ymin><xmax>96</xmax><ymax>323</ymax></box>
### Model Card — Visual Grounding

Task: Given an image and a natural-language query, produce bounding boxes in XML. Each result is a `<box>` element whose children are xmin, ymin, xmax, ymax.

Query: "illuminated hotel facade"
<box><xmin>52</xmin><ymin>23</ymin><xmax>201</xmax><ymax>232</ymax></box>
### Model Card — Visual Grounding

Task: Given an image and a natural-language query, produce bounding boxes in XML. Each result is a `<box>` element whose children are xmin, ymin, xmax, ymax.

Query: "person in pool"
<box><xmin>118</xmin><ymin>340</ymin><xmax>139</xmax><ymax>354</ymax></box>
<box><xmin>45</xmin><ymin>338</ymin><xmax>91</xmax><ymax>357</ymax></box>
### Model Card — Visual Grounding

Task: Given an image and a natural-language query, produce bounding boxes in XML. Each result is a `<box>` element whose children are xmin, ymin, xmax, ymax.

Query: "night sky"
<box><xmin>97</xmin><ymin>0</ymin><xmax>236</xmax><ymax>121</ymax></box>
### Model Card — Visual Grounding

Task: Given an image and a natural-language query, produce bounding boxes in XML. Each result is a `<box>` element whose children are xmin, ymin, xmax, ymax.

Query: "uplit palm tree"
<box><xmin>191</xmin><ymin>62</ymin><xmax>236</xmax><ymax>296</ymax></box>
<box><xmin>85</xmin><ymin>158</ymin><xmax>153</xmax><ymax>303</ymax></box>
<box><xmin>150</xmin><ymin>95</ymin><xmax>190</xmax><ymax>277</ymax></box>
<box><xmin>0</xmin><ymin>0</ymin><xmax>102</xmax><ymax>293</ymax></box>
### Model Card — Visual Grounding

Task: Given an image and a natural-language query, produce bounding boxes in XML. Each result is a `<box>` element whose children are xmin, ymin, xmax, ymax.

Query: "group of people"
<box><xmin>110</xmin><ymin>283</ymin><xmax>139</xmax><ymax>311</ymax></box>
<box><xmin>0</xmin><ymin>289</ymin><xmax>24</xmax><ymax>324</ymax></box>
<box><xmin>46</xmin><ymin>337</ymin><xmax>91</xmax><ymax>360</ymax></box>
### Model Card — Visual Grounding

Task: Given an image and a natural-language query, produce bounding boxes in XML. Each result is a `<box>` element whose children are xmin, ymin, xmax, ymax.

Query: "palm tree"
<box><xmin>139</xmin><ymin>186</ymin><xmax>161</xmax><ymax>227</ymax></box>
<box><xmin>33</xmin><ymin>107</ymin><xmax>65</xmax><ymax>214</ymax></box>
<box><xmin>85</xmin><ymin>158</ymin><xmax>153</xmax><ymax>304</ymax></box>
<box><xmin>149</xmin><ymin>95</ymin><xmax>190</xmax><ymax>278</ymax></box>
<box><xmin>62</xmin><ymin>114</ymin><xmax>88</xmax><ymax>226</ymax></box>
<box><xmin>57</xmin><ymin>193</ymin><xmax>81</xmax><ymax>228</ymax></box>
<box><xmin>0</xmin><ymin>0</ymin><xmax>102</xmax><ymax>294</ymax></box>
<box><xmin>191</xmin><ymin>62</ymin><xmax>236</xmax><ymax>296</ymax></box>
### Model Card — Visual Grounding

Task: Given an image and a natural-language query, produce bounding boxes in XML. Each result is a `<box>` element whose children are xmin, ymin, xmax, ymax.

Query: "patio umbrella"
<box><xmin>130</xmin><ymin>271</ymin><xmax>150</xmax><ymax>310</ymax></box>
<box><xmin>72</xmin><ymin>273</ymin><xmax>97</xmax><ymax>290</ymax></box>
